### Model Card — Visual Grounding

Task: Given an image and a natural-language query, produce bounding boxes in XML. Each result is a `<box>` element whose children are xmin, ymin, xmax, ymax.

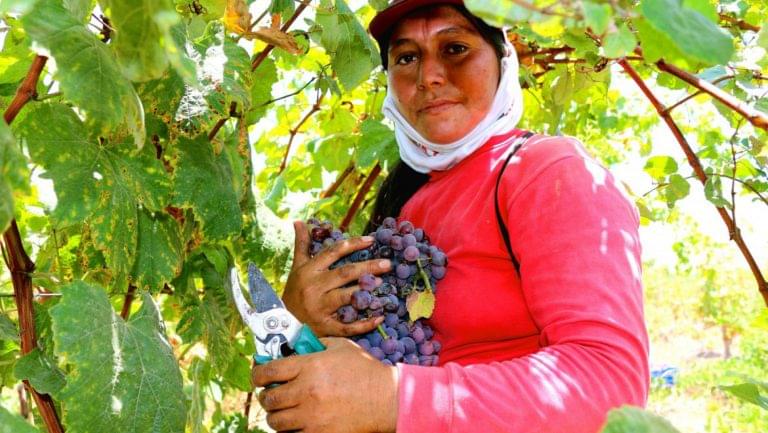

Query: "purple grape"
<box><xmin>396</xmin><ymin>323</ymin><xmax>410</xmax><ymax>338</ymax></box>
<box><xmin>413</xmin><ymin>228</ymin><xmax>424</xmax><ymax>242</ymax></box>
<box><xmin>369</xmin><ymin>297</ymin><xmax>383</xmax><ymax>310</ymax></box>
<box><xmin>390</xmin><ymin>235</ymin><xmax>403</xmax><ymax>251</ymax></box>
<box><xmin>431</xmin><ymin>251</ymin><xmax>447</xmax><ymax>267</ymax></box>
<box><xmin>337</xmin><ymin>305</ymin><xmax>357</xmax><ymax>323</ymax></box>
<box><xmin>376</xmin><ymin>228</ymin><xmax>394</xmax><ymax>244</ymax></box>
<box><xmin>382</xmin><ymin>217</ymin><xmax>397</xmax><ymax>229</ymax></box>
<box><xmin>384</xmin><ymin>294</ymin><xmax>400</xmax><ymax>312</ymax></box>
<box><xmin>331</xmin><ymin>229</ymin><xmax>344</xmax><ymax>241</ymax></box>
<box><xmin>404</xmin><ymin>353</ymin><xmax>419</xmax><ymax>365</ymax></box>
<box><xmin>423</xmin><ymin>326</ymin><xmax>434</xmax><ymax>340</ymax></box>
<box><xmin>418</xmin><ymin>355</ymin><xmax>432</xmax><ymax>366</ymax></box>
<box><xmin>378</xmin><ymin>245</ymin><xmax>393</xmax><ymax>258</ymax></box>
<box><xmin>384</xmin><ymin>313</ymin><xmax>399</xmax><ymax>328</ymax></box>
<box><xmin>402</xmin><ymin>234</ymin><xmax>417</xmax><ymax>248</ymax></box>
<box><xmin>400</xmin><ymin>337</ymin><xmax>416</xmax><ymax>354</ymax></box>
<box><xmin>352</xmin><ymin>290</ymin><xmax>372</xmax><ymax>310</ymax></box>
<box><xmin>432</xmin><ymin>265</ymin><xmax>446</xmax><ymax>280</ymax></box>
<box><xmin>367</xmin><ymin>331</ymin><xmax>383</xmax><ymax>347</ymax></box>
<box><xmin>356</xmin><ymin>339</ymin><xmax>371</xmax><ymax>351</ymax></box>
<box><xmin>396</xmin><ymin>263</ymin><xmax>411</xmax><ymax>279</ymax></box>
<box><xmin>369</xmin><ymin>308</ymin><xmax>384</xmax><ymax>317</ymax></box>
<box><xmin>398</xmin><ymin>220</ymin><xmax>414</xmax><ymax>234</ymax></box>
<box><xmin>369</xmin><ymin>346</ymin><xmax>385</xmax><ymax>360</ymax></box>
<box><xmin>403</xmin><ymin>245</ymin><xmax>420</xmax><ymax>262</ymax></box>
<box><xmin>384</xmin><ymin>327</ymin><xmax>398</xmax><ymax>340</ymax></box>
<box><xmin>381</xmin><ymin>338</ymin><xmax>398</xmax><ymax>355</ymax></box>
<box><xmin>396</xmin><ymin>303</ymin><xmax>407</xmax><ymax>317</ymax></box>
<box><xmin>382</xmin><ymin>359</ymin><xmax>394</xmax><ymax>366</ymax></box>
<box><xmin>387</xmin><ymin>351</ymin><xmax>404</xmax><ymax>363</ymax></box>
<box><xmin>418</xmin><ymin>341</ymin><xmax>435</xmax><ymax>356</ymax></box>
<box><xmin>359</xmin><ymin>273</ymin><xmax>377</xmax><ymax>291</ymax></box>
<box><xmin>432</xmin><ymin>340</ymin><xmax>442</xmax><ymax>353</ymax></box>
<box><xmin>411</xmin><ymin>326</ymin><xmax>425</xmax><ymax>344</ymax></box>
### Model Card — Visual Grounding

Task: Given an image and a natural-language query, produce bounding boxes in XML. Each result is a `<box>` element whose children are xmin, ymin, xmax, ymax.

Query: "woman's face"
<box><xmin>387</xmin><ymin>6</ymin><xmax>500</xmax><ymax>144</ymax></box>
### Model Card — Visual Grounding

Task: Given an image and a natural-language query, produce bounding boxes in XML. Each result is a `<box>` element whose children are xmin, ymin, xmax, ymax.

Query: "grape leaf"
<box><xmin>406</xmin><ymin>290</ymin><xmax>435</xmax><ymax>321</ymax></box>
<box><xmin>464</xmin><ymin>0</ymin><xmax>538</xmax><ymax>27</ymax></box>
<box><xmin>62</xmin><ymin>0</ymin><xmax>94</xmax><ymax>21</ymax></box>
<box><xmin>720</xmin><ymin>378</ymin><xmax>768</xmax><ymax>410</ymax></box>
<box><xmin>172</xmin><ymin>135</ymin><xmax>243</xmax><ymax>240</ymax></box>
<box><xmin>0</xmin><ymin>0</ymin><xmax>39</xmax><ymax>15</ymax></box>
<box><xmin>357</xmin><ymin>119</ymin><xmax>398</xmax><ymax>169</ymax></box>
<box><xmin>644</xmin><ymin>155</ymin><xmax>678</xmax><ymax>180</ymax></box>
<box><xmin>100</xmin><ymin>0</ymin><xmax>178</xmax><ymax>82</ymax></box>
<box><xmin>0</xmin><ymin>405</ymin><xmax>39</xmax><ymax>433</ymax></box>
<box><xmin>0</xmin><ymin>313</ymin><xmax>18</xmax><ymax>342</ymax></box>
<box><xmin>603</xmin><ymin>24</ymin><xmax>637</xmax><ymax>58</ymax></box>
<box><xmin>640</xmin><ymin>0</ymin><xmax>733</xmax><ymax>65</ymax></box>
<box><xmin>13</xmin><ymin>348</ymin><xmax>66</xmax><ymax>397</ymax></box>
<box><xmin>582</xmin><ymin>1</ymin><xmax>612</xmax><ymax>35</ymax></box>
<box><xmin>130</xmin><ymin>210</ymin><xmax>184</xmax><ymax>292</ymax></box>
<box><xmin>600</xmin><ymin>406</ymin><xmax>681</xmax><ymax>432</ymax></box>
<box><xmin>22</xmin><ymin>0</ymin><xmax>146</xmax><ymax>148</ymax></box>
<box><xmin>51</xmin><ymin>282</ymin><xmax>186</xmax><ymax>433</ymax></box>
<box><xmin>314</xmin><ymin>0</ymin><xmax>379</xmax><ymax>91</ymax></box>
<box><xmin>634</xmin><ymin>18</ymin><xmax>695</xmax><ymax>69</ymax></box>
<box><xmin>16</xmin><ymin>103</ymin><xmax>171</xmax><ymax>281</ymax></box>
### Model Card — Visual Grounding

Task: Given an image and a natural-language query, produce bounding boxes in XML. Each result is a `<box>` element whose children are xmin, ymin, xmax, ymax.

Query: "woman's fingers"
<box><xmin>291</xmin><ymin>220</ymin><xmax>311</xmax><ymax>271</ymax></box>
<box><xmin>258</xmin><ymin>382</ymin><xmax>301</xmax><ymax>412</ymax></box>
<box><xmin>326</xmin><ymin>259</ymin><xmax>391</xmax><ymax>288</ymax></box>
<box><xmin>265</xmin><ymin>407</ymin><xmax>303</xmax><ymax>433</ymax></box>
<box><xmin>313</xmin><ymin>236</ymin><xmax>376</xmax><ymax>269</ymax></box>
<box><xmin>252</xmin><ymin>357</ymin><xmax>302</xmax><ymax>388</ymax></box>
<box><xmin>323</xmin><ymin>316</ymin><xmax>384</xmax><ymax>337</ymax></box>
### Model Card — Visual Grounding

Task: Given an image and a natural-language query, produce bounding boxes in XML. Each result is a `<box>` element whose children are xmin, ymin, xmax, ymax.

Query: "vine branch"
<box><xmin>251</xmin><ymin>0</ymin><xmax>311</xmax><ymax>71</ymax></box>
<box><xmin>278</xmin><ymin>90</ymin><xmax>324</xmax><ymax>174</ymax></box>
<box><xmin>321</xmin><ymin>161</ymin><xmax>355</xmax><ymax>199</ymax></box>
<box><xmin>656</xmin><ymin>60</ymin><xmax>768</xmax><ymax>131</ymax></box>
<box><xmin>619</xmin><ymin>59</ymin><xmax>768</xmax><ymax>308</ymax></box>
<box><xmin>339</xmin><ymin>163</ymin><xmax>381</xmax><ymax>232</ymax></box>
<box><xmin>2</xmin><ymin>54</ymin><xmax>65</xmax><ymax>433</ymax></box>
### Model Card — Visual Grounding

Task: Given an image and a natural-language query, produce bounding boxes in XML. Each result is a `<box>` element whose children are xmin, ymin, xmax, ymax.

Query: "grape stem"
<box><xmin>377</xmin><ymin>324</ymin><xmax>389</xmax><ymax>339</ymax></box>
<box><xmin>416</xmin><ymin>259</ymin><xmax>433</xmax><ymax>293</ymax></box>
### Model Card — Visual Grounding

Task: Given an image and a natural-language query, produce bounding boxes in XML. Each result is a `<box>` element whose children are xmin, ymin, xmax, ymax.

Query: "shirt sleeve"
<box><xmin>395</xmin><ymin>153</ymin><xmax>649</xmax><ymax>433</ymax></box>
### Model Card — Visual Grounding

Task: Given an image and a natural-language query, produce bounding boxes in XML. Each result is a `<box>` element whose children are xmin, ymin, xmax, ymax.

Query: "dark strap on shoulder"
<box><xmin>495</xmin><ymin>131</ymin><xmax>534</xmax><ymax>275</ymax></box>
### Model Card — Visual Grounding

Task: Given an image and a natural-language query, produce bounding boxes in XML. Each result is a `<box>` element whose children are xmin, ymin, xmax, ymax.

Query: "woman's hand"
<box><xmin>253</xmin><ymin>338</ymin><xmax>398</xmax><ymax>433</ymax></box>
<box><xmin>282</xmin><ymin>221</ymin><xmax>391</xmax><ymax>337</ymax></box>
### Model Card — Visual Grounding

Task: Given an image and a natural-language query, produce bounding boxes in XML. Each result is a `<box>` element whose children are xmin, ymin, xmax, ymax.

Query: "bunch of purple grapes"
<box><xmin>307</xmin><ymin>217</ymin><xmax>447</xmax><ymax>366</ymax></box>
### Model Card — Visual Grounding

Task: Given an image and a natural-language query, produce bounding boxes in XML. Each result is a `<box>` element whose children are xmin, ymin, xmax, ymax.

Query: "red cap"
<box><xmin>368</xmin><ymin>0</ymin><xmax>465</xmax><ymax>44</ymax></box>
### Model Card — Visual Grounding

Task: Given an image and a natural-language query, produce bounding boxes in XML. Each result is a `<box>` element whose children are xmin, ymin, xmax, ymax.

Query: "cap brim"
<box><xmin>369</xmin><ymin>0</ymin><xmax>465</xmax><ymax>44</ymax></box>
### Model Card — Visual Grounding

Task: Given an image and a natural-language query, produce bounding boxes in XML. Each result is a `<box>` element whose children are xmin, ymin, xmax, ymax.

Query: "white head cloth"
<box><xmin>381</xmin><ymin>39</ymin><xmax>524</xmax><ymax>174</ymax></box>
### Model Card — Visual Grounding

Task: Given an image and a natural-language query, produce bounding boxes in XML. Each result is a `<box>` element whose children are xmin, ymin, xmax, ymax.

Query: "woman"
<box><xmin>252</xmin><ymin>1</ymin><xmax>649</xmax><ymax>432</ymax></box>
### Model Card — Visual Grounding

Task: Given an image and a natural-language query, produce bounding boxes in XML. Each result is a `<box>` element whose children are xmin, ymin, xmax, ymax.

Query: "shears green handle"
<box><xmin>254</xmin><ymin>325</ymin><xmax>325</xmax><ymax>364</ymax></box>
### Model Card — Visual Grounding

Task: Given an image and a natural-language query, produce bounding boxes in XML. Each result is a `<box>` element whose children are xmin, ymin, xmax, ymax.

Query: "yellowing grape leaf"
<box><xmin>245</xmin><ymin>27</ymin><xmax>301</xmax><ymax>54</ymax></box>
<box><xmin>51</xmin><ymin>282</ymin><xmax>186</xmax><ymax>433</ymax></box>
<box><xmin>223</xmin><ymin>0</ymin><xmax>251</xmax><ymax>34</ymax></box>
<box><xmin>406</xmin><ymin>290</ymin><xmax>435</xmax><ymax>321</ymax></box>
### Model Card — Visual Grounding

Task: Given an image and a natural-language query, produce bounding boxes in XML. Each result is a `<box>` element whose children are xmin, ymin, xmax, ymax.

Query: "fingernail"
<box><xmin>361</xmin><ymin>235</ymin><xmax>374</xmax><ymax>242</ymax></box>
<box><xmin>379</xmin><ymin>260</ymin><xmax>390</xmax><ymax>269</ymax></box>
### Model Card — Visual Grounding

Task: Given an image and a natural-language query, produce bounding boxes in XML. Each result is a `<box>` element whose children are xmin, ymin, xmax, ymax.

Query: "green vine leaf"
<box><xmin>640</xmin><ymin>0</ymin><xmax>734</xmax><ymax>66</ymax></box>
<box><xmin>314</xmin><ymin>0</ymin><xmax>380</xmax><ymax>91</ymax></box>
<box><xmin>51</xmin><ymin>282</ymin><xmax>186</xmax><ymax>433</ymax></box>
<box><xmin>0</xmin><ymin>405</ymin><xmax>40</xmax><ymax>433</ymax></box>
<box><xmin>0</xmin><ymin>122</ymin><xmax>17</xmax><ymax>233</ymax></box>
<box><xmin>172</xmin><ymin>135</ymin><xmax>243</xmax><ymax>240</ymax></box>
<box><xmin>99</xmin><ymin>0</ymin><xmax>179</xmax><ymax>82</ymax></box>
<box><xmin>22</xmin><ymin>0</ymin><xmax>146</xmax><ymax>148</ymax></box>
<box><xmin>644</xmin><ymin>155</ymin><xmax>678</xmax><ymax>180</ymax></box>
<box><xmin>0</xmin><ymin>313</ymin><xmax>19</xmax><ymax>342</ymax></box>
<box><xmin>600</xmin><ymin>406</ymin><xmax>682</xmax><ymax>432</ymax></box>
<box><xmin>16</xmin><ymin>103</ymin><xmax>171</xmax><ymax>281</ymax></box>
<box><xmin>13</xmin><ymin>348</ymin><xmax>66</xmax><ymax>398</ymax></box>
<box><xmin>130</xmin><ymin>210</ymin><xmax>184</xmax><ymax>292</ymax></box>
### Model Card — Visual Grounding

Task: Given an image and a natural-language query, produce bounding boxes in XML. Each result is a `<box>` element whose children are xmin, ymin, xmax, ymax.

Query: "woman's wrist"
<box><xmin>372</xmin><ymin>364</ymin><xmax>399</xmax><ymax>433</ymax></box>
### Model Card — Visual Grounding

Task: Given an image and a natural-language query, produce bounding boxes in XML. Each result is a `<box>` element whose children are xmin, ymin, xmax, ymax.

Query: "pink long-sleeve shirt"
<box><xmin>396</xmin><ymin>129</ymin><xmax>649</xmax><ymax>432</ymax></box>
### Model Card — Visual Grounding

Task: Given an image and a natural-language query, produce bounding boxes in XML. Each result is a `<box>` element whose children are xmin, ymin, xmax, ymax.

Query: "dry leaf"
<box><xmin>223</xmin><ymin>0</ymin><xmax>252</xmax><ymax>35</ymax></box>
<box><xmin>245</xmin><ymin>27</ymin><xmax>302</xmax><ymax>55</ymax></box>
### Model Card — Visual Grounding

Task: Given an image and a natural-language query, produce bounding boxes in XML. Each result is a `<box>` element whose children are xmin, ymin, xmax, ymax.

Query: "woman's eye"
<box><xmin>395</xmin><ymin>54</ymin><xmax>417</xmax><ymax>65</ymax></box>
<box><xmin>446</xmin><ymin>44</ymin><xmax>468</xmax><ymax>55</ymax></box>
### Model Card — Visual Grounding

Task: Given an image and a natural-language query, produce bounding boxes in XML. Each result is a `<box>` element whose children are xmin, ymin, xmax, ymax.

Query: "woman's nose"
<box><xmin>417</xmin><ymin>54</ymin><xmax>446</xmax><ymax>90</ymax></box>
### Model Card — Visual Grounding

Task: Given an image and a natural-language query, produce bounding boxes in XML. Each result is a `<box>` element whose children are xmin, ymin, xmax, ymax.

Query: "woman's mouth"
<box><xmin>419</xmin><ymin>100</ymin><xmax>458</xmax><ymax>114</ymax></box>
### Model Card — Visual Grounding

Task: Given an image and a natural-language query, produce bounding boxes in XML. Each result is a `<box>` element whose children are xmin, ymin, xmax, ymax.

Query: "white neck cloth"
<box><xmin>382</xmin><ymin>44</ymin><xmax>524</xmax><ymax>174</ymax></box>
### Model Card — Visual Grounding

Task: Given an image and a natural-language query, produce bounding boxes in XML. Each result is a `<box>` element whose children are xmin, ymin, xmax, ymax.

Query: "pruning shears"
<box><xmin>230</xmin><ymin>263</ymin><xmax>325</xmax><ymax>364</ymax></box>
